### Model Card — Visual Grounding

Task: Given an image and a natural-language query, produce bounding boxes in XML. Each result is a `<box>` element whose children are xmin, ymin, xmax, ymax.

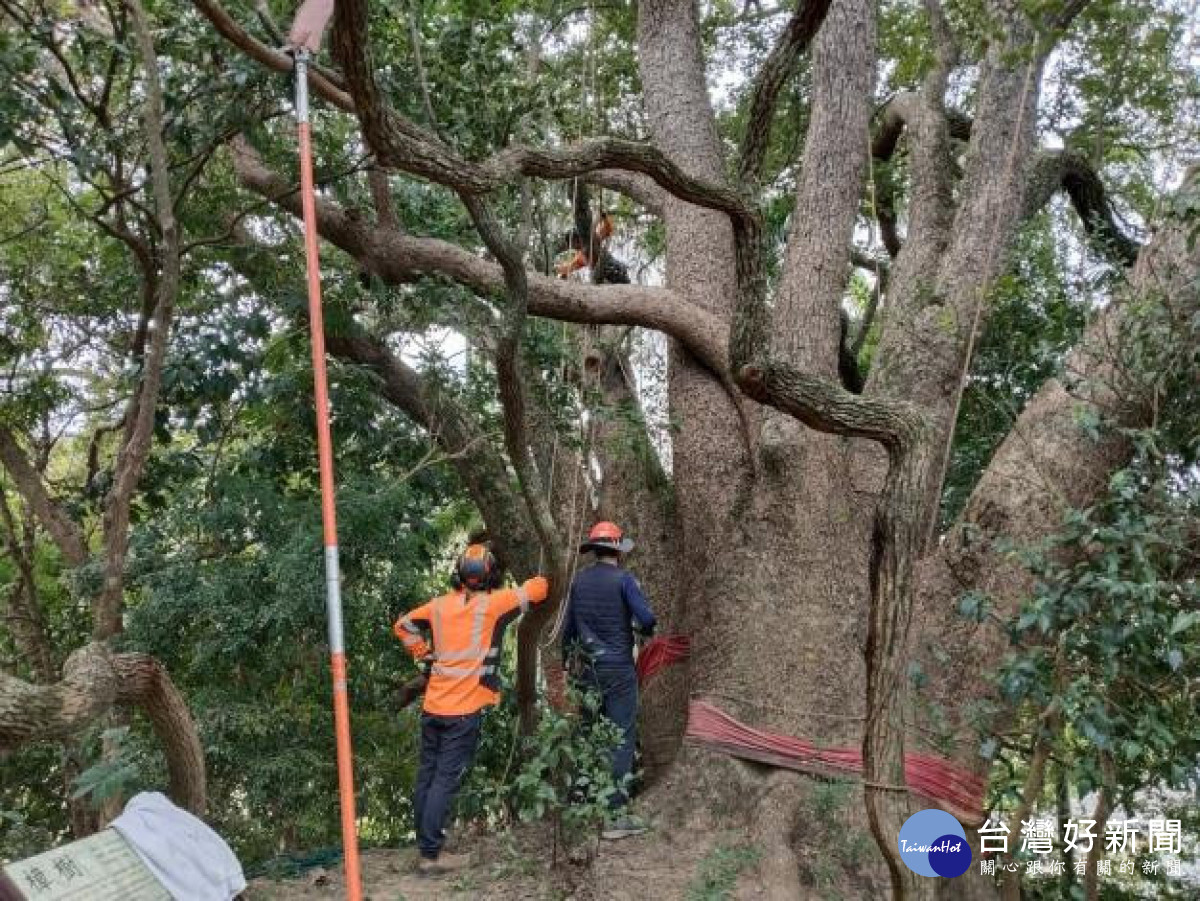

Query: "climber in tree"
<box><xmin>394</xmin><ymin>545</ymin><xmax>549</xmax><ymax>875</ymax></box>
<box><xmin>555</xmin><ymin>209</ymin><xmax>618</xmax><ymax>278</ymax></box>
<box><xmin>554</xmin><ymin>184</ymin><xmax>630</xmax><ymax>284</ymax></box>
<box><xmin>561</xmin><ymin>521</ymin><xmax>656</xmax><ymax>840</ymax></box>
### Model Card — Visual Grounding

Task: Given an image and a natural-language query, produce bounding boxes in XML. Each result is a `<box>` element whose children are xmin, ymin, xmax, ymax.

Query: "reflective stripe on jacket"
<box><xmin>394</xmin><ymin>575</ymin><xmax>549</xmax><ymax>716</ymax></box>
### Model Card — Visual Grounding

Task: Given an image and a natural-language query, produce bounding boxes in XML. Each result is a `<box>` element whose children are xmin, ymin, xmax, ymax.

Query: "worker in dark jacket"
<box><xmin>561</xmin><ymin>521</ymin><xmax>656</xmax><ymax>839</ymax></box>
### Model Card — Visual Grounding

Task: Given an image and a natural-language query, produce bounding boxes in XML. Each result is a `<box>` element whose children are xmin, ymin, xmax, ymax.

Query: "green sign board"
<box><xmin>3</xmin><ymin>829</ymin><xmax>171</xmax><ymax>901</ymax></box>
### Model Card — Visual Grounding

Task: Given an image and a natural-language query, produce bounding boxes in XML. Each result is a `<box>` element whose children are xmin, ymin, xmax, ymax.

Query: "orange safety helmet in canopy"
<box><xmin>579</xmin><ymin>521</ymin><xmax>634</xmax><ymax>554</ymax></box>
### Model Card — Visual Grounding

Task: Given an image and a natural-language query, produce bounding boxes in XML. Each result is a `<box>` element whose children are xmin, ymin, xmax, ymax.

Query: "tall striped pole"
<box><xmin>293</xmin><ymin>48</ymin><xmax>364</xmax><ymax>901</ymax></box>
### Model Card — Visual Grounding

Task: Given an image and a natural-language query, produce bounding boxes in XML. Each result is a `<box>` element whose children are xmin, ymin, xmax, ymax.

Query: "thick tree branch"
<box><xmin>0</xmin><ymin>644</ymin><xmax>205</xmax><ymax>815</ymax></box>
<box><xmin>773</xmin><ymin>0</ymin><xmax>874</xmax><ymax>372</ymax></box>
<box><xmin>870</xmin><ymin>93</ymin><xmax>971</xmax><ymax>259</ymax></box>
<box><xmin>737</xmin><ymin>0</ymin><xmax>833</xmax><ymax>183</ymax></box>
<box><xmin>1024</xmin><ymin>149</ymin><xmax>1139</xmax><ymax>267</ymax></box>
<box><xmin>921</xmin><ymin>0</ymin><xmax>959</xmax><ymax>92</ymax></box>
<box><xmin>111</xmin><ymin>652</ymin><xmax>207</xmax><ymax>816</ymax></box>
<box><xmin>493</xmin><ymin>138</ymin><xmax>753</xmax><ymax>220</ymax></box>
<box><xmin>229</xmin><ymin>137</ymin><xmax>731</xmax><ymax>376</ymax></box>
<box><xmin>0</xmin><ymin>426</ymin><xmax>88</xmax><ymax>567</ymax></box>
<box><xmin>325</xmin><ymin>0</ymin><xmax>755</xmax><ymax>221</ymax></box>
<box><xmin>204</xmin><ymin>0</ymin><xmax>748</xmax><ymax>220</ymax></box>
<box><xmin>0</xmin><ymin>643</ymin><xmax>119</xmax><ymax>748</ymax></box>
<box><xmin>582</xmin><ymin>170</ymin><xmax>665</xmax><ymax>217</ymax></box>
<box><xmin>736</xmin><ymin>365</ymin><xmax>922</xmax><ymax>450</ymax></box>
<box><xmin>366</xmin><ymin>164</ymin><xmax>399</xmax><ymax>231</ymax></box>
<box><xmin>868</xmin><ymin>10</ymin><xmax>1048</xmax><ymax>540</ymax></box>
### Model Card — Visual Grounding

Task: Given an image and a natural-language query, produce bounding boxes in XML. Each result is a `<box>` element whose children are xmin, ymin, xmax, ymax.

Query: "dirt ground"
<box><xmin>242</xmin><ymin>822</ymin><xmax>772</xmax><ymax>901</ymax></box>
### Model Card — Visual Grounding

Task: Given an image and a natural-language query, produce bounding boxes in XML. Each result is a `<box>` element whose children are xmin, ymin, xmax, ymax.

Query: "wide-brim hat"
<box><xmin>579</xmin><ymin>521</ymin><xmax>635</xmax><ymax>554</ymax></box>
<box><xmin>579</xmin><ymin>536</ymin><xmax>635</xmax><ymax>554</ymax></box>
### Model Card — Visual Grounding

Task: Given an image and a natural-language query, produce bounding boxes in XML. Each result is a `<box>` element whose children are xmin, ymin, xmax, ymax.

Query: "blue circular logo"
<box><xmin>898</xmin><ymin>810</ymin><xmax>972</xmax><ymax>878</ymax></box>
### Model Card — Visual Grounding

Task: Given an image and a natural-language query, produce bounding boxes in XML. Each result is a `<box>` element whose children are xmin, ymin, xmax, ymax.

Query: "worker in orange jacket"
<box><xmin>394</xmin><ymin>544</ymin><xmax>549</xmax><ymax>874</ymax></box>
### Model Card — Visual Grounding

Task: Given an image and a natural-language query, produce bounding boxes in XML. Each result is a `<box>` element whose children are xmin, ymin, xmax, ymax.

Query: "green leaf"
<box><xmin>1169</xmin><ymin>611</ymin><xmax>1200</xmax><ymax>635</ymax></box>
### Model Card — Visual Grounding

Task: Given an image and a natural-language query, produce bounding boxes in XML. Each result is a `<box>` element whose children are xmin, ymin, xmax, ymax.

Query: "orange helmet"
<box><xmin>455</xmin><ymin>543</ymin><xmax>498</xmax><ymax>590</ymax></box>
<box><xmin>579</xmin><ymin>521</ymin><xmax>634</xmax><ymax>554</ymax></box>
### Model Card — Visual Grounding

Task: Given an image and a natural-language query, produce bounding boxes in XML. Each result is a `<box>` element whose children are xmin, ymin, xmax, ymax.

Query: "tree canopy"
<box><xmin>0</xmin><ymin>0</ymin><xmax>1197</xmax><ymax>898</ymax></box>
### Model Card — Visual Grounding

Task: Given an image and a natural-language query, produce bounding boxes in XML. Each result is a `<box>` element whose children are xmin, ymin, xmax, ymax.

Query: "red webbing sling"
<box><xmin>636</xmin><ymin>635</ymin><xmax>985</xmax><ymax>822</ymax></box>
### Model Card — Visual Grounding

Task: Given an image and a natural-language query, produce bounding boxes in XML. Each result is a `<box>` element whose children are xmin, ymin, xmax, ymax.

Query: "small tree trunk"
<box><xmin>63</xmin><ymin>742</ymin><xmax>102</xmax><ymax>838</ymax></box>
<box><xmin>1058</xmin><ymin>770</ymin><xmax>1074</xmax><ymax>896</ymax></box>
<box><xmin>863</xmin><ymin>447</ymin><xmax>939</xmax><ymax>901</ymax></box>
<box><xmin>0</xmin><ymin>500</ymin><xmax>61</xmax><ymax>683</ymax></box>
<box><xmin>1000</xmin><ymin>737</ymin><xmax>1051</xmax><ymax>901</ymax></box>
<box><xmin>98</xmin><ymin>709</ymin><xmax>131</xmax><ymax>826</ymax></box>
<box><xmin>1084</xmin><ymin>756</ymin><xmax>1115</xmax><ymax>901</ymax></box>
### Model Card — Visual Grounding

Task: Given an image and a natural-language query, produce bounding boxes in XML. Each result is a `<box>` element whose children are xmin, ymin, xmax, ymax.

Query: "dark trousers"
<box><xmin>579</xmin><ymin>664</ymin><xmax>639</xmax><ymax>810</ymax></box>
<box><xmin>413</xmin><ymin>711</ymin><xmax>482</xmax><ymax>859</ymax></box>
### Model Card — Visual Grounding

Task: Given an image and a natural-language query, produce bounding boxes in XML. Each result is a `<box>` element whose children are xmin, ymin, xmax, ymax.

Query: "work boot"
<box><xmin>436</xmin><ymin>851</ymin><xmax>471</xmax><ymax>870</ymax></box>
<box><xmin>414</xmin><ymin>851</ymin><xmax>471</xmax><ymax>876</ymax></box>
<box><xmin>601</xmin><ymin>814</ymin><xmax>649</xmax><ymax>840</ymax></box>
<box><xmin>414</xmin><ymin>856</ymin><xmax>442</xmax><ymax>877</ymax></box>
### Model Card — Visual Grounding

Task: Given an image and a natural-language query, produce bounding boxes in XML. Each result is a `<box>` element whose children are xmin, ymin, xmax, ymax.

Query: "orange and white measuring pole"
<box><xmin>292</xmin><ymin>45</ymin><xmax>364</xmax><ymax>901</ymax></box>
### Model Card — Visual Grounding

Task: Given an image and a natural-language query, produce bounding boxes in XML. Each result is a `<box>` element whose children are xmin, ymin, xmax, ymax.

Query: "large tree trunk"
<box><xmin>914</xmin><ymin>165</ymin><xmax>1200</xmax><ymax>764</ymax></box>
<box><xmin>585</xmin><ymin>337</ymin><xmax>679</xmax><ymax>765</ymax></box>
<box><xmin>634</xmin><ymin>2</ymin><xmax>886</xmax><ymax>897</ymax></box>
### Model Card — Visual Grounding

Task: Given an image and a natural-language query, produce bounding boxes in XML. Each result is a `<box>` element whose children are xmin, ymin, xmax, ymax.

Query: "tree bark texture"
<box><xmin>0</xmin><ymin>644</ymin><xmax>206</xmax><ymax>816</ymax></box>
<box><xmin>913</xmin><ymin>166</ymin><xmax>1200</xmax><ymax>763</ymax></box>
<box><xmin>0</xmin><ymin>427</ymin><xmax>89</xmax><ymax>568</ymax></box>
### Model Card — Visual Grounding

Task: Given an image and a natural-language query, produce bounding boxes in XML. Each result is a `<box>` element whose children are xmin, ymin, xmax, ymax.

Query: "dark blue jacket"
<box><xmin>561</xmin><ymin>562</ymin><xmax>656</xmax><ymax>669</ymax></box>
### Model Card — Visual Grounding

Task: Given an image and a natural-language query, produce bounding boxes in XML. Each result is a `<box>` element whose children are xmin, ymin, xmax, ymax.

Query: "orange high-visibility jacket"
<box><xmin>394</xmin><ymin>576</ymin><xmax>549</xmax><ymax>716</ymax></box>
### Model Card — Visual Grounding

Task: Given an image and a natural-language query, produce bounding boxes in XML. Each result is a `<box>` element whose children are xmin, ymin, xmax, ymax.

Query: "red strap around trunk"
<box><xmin>636</xmin><ymin>634</ymin><xmax>985</xmax><ymax>822</ymax></box>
